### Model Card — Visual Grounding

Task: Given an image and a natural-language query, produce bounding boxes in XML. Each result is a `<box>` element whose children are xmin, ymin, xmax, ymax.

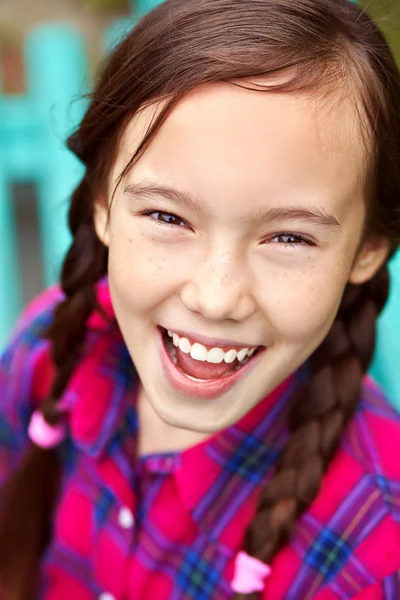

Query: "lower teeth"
<box><xmin>169</xmin><ymin>344</ymin><xmax>178</xmax><ymax>364</ymax></box>
<box><xmin>186</xmin><ymin>375</ymin><xmax>211</xmax><ymax>382</ymax></box>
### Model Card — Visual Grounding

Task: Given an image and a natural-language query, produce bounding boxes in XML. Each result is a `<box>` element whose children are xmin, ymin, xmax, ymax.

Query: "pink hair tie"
<box><xmin>231</xmin><ymin>551</ymin><xmax>272</xmax><ymax>594</ymax></box>
<box><xmin>28</xmin><ymin>410</ymin><xmax>66</xmax><ymax>449</ymax></box>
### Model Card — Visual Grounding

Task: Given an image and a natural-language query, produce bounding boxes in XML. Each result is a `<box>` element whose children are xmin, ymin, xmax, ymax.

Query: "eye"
<box><xmin>268</xmin><ymin>232</ymin><xmax>315</xmax><ymax>247</ymax></box>
<box><xmin>141</xmin><ymin>210</ymin><xmax>189</xmax><ymax>228</ymax></box>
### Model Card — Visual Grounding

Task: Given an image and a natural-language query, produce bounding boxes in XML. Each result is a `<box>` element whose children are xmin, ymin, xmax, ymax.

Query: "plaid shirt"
<box><xmin>0</xmin><ymin>280</ymin><xmax>400</xmax><ymax>600</ymax></box>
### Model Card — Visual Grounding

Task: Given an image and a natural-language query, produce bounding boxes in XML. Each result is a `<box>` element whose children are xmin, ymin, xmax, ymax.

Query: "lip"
<box><xmin>157</xmin><ymin>327</ymin><xmax>265</xmax><ymax>400</ymax></box>
<box><xmin>161</xmin><ymin>326</ymin><xmax>261</xmax><ymax>350</ymax></box>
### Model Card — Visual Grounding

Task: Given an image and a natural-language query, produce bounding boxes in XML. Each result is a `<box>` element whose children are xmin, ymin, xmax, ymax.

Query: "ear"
<box><xmin>349</xmin><ymin>235</ymin><xmax>390</xmax><ymax>285</ymax></box>
<box><xmin>93</xmin><ymin>199</ymin><xmax>110</xmax><ymax>247</ymax></box>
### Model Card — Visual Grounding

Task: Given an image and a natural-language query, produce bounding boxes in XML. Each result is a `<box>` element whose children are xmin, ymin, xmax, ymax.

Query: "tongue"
<box><xmin>176</xmin><ymin>348</ymin><xmax>239</xmax><ymax>380</ymax></box>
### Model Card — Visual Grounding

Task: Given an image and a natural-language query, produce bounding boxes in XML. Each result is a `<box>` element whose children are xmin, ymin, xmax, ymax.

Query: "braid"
<box><xmin>234</xmin><ymin>265</ymin><xmax>390</xmax><ymax>600</ymax></box>
<box><xmin>0</xmin><ymin>176</ymin><xmax>107</xmax><ymax>600</ymax></box>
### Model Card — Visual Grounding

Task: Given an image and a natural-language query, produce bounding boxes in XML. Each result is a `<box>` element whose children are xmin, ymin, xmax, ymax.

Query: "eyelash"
<box><xmin>139</xmin><ymin>209</ymin><xmax>316</xmax><ymax>248</ymax></box>
<box><xmin>140</xmin><ymin>209</ymin><xmax>191</xmax><ymax>229</ymax></box>
<box><xmin>270</xmin><ymin>232</ymin><xmax>315</xmax><ymax>248</ymax></box>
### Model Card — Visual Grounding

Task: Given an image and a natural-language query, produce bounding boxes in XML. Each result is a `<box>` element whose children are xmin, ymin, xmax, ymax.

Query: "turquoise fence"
<box><xmin>0</xmin><ymin>0</ymin><xmax>399</xmax><ymax>410</ymax></box>
<box><xmin>0</xmin><ymin>0</ymin><xmax>162</xmax><ymax>344</ymax></box>
<box><xmin>0</xmin><ymin>26</ymin><xmax>87</xmax><ymax>341</ymax></box>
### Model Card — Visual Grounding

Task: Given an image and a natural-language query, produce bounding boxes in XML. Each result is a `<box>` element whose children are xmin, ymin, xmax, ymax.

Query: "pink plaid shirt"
<box><xmin>0</xmin><ymin>279</ymin><xmax>399</xmax><ymax>599</ymax></box>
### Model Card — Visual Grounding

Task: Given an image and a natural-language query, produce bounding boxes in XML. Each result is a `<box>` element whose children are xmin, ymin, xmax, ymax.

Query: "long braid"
<box><xmin>234</xmin><ymin>265</ymin><xmax>390</xmax><ymax>600</ymax></box>
<box><xmin>0</xmin><ymin>175</ymin><xmax>107</xmax><ymax>600</ymax></box>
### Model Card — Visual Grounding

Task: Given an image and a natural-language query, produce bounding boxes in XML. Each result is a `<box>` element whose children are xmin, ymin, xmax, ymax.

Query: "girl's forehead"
<box><xmin>113</xmin><ymin>82</ymin><xmax>369</xmax><ymax>204</ymax></box>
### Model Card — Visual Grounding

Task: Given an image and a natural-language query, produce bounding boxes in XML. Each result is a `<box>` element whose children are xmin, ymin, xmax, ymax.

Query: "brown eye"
<box><xmin>151</xmin><ymin>211</ymin><xmax>186</xmax><ymax>227</ymax></box>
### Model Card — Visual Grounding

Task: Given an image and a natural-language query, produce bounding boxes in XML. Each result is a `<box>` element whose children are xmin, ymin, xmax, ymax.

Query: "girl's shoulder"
<box><xmin>310</xmin><ymin>377</ymin><xmax>400</xmax><ymax>596</ymax></box>
<box><xmin>267</xmin><ymin>377</ymin><xmax>400</xmax><ymax>600</ymax></box>
<box><xmin>1</xmin><ymin>279</ymin><xmax>114</xmax><ymax>415</ymax></box>
<box><xmin>2</xmin><ymin>277</ymin><xmax>112</xmax><ymax>373</ymax></box>
<box><xmin>333</xmin><ymin>375</ymin><xmax>400</xmax><ymax>524</ymax></box>
<box><xmin>0</xmin><ymin>286</ymin><xmax>63</xmax><ymax>408</ymax></box>
<box><xmin>351</xmin><ymin>376</ymin><xmax>400</xmax><ymax>476</ymax></box>
<box><xmin>8</xmin><ymin>285</ymin><xmax>63</xmax><ymax>342</ymax></box>
<box><xmin>0</xmin><ymin>287</ymin><xmax>65</xmax><ymax>484</ymax></box>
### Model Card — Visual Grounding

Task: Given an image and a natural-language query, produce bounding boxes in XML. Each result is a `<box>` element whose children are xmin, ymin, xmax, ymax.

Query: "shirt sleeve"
<box><xmin>0</xmin><ymin>288</ymin><xmax>60</xmax><ymax>491</ymax></box>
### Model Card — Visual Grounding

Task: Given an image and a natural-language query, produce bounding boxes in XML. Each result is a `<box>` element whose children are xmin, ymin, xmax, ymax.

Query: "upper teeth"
<box><xmin>167</xmin><ymin>330</ymin><xmax>257</xmax><ymax>364</ymax></box>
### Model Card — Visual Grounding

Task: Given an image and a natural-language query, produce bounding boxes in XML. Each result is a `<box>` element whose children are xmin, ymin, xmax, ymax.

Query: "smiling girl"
<box><xmin>0</xmin><ymin>1</ymin><xmax>400</xmax><ymax>599</ymax></box>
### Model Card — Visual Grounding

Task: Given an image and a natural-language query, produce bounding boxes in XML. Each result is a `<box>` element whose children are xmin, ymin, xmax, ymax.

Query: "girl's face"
<box><xmin>95</xmin><ymin>82</ymin><xmax>387</xmax><ymax>438</ymax></box>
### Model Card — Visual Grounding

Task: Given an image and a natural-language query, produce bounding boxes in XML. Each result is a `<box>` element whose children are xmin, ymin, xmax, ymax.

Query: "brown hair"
<box><xmin>0</xmin><ymin>1</ymin><xmax>399</xmax><ymax>598</ymax></box>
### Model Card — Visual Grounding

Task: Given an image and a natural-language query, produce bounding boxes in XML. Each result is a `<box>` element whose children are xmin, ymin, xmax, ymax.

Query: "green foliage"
<box><xmin>78</xmin><ymin>0</ymin><xmax>130</xmax><ymax>13</ymax></box>
<box><xmin>358</xmin><ymin>0</ymin><xmax>400</xmax><ymax>64</ymax></box>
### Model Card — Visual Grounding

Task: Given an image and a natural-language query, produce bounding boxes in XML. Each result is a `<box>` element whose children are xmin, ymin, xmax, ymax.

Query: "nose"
<box><xmin>180</xmin><ymin>249</ymin><xmax>256</xmax><ymax>322</ymax></box>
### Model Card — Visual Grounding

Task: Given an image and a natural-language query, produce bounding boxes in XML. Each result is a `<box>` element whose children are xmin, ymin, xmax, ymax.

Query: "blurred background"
<box><xmin>0</xmin><ymin>0</ymin><xmax>400</xmax><ymax>408</ymax></box>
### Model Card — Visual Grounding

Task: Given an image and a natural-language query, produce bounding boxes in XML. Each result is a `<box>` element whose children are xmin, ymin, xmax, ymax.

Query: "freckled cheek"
<box><xmin>259</xmin><ymin>273</ymin><xmax>345</xmax><ymax>343</ymax></box>
<box><xmin>107</xmin><ymin>229</ymin><xmax>191</xmax><ymax>313</ymax></box>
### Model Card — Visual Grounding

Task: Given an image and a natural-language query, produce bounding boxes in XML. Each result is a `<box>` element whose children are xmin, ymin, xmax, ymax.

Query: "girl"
<box><xmin>0</xmin><ymin>0</ymin><xmax>400</xmax><ymax>598</ymax></box>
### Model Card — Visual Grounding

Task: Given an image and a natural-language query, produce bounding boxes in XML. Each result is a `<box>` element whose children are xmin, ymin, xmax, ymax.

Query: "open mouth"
<box><xmin>160</xmin><ymin>326</ymin><xmax>262</xmax><ymax>382</ymax></box>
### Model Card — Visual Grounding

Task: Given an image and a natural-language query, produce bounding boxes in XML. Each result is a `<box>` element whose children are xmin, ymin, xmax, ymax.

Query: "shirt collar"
<box><xmin>173</xmin><ymin>377</ymin><xmax>296</xmax><ymax>543</ymax></box>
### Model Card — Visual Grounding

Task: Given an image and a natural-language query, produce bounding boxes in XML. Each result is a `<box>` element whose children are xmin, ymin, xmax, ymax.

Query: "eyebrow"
<box><xmin>247</xmin><ymin>206</ymin><xmax>341</xmax><ymax>229</ymax></box>
<box><xmin>124</xmin><ymin>181</ymin><xmax>205</xmax><ymax>216</ymax></box>
<box><xmin>124</xmin><ymin>181</ymin><xmax>341</xmax><ymax>230</ymax></box>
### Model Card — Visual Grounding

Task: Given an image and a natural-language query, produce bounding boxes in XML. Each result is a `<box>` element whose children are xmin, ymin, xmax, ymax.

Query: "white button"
<box><xmin>99</xmin><ymin>594</ymin><xmax>115</xmax><ymax>600</ymax></box>
<box><xmin>118</xmin><ymin>506</ymin><xmax>135</xmax><ymax>529</ymax></box>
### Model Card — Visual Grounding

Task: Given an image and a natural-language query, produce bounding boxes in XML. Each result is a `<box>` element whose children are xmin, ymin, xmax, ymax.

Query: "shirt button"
<box><xmin>99</xmin><ymin>594</ymin><xmax>115</xmax><ymax>600</ymax></box>
<box><xmin>118</xmin><ymin>506</ymin><xmax>135</xmax><ymax>529</ymax></box>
